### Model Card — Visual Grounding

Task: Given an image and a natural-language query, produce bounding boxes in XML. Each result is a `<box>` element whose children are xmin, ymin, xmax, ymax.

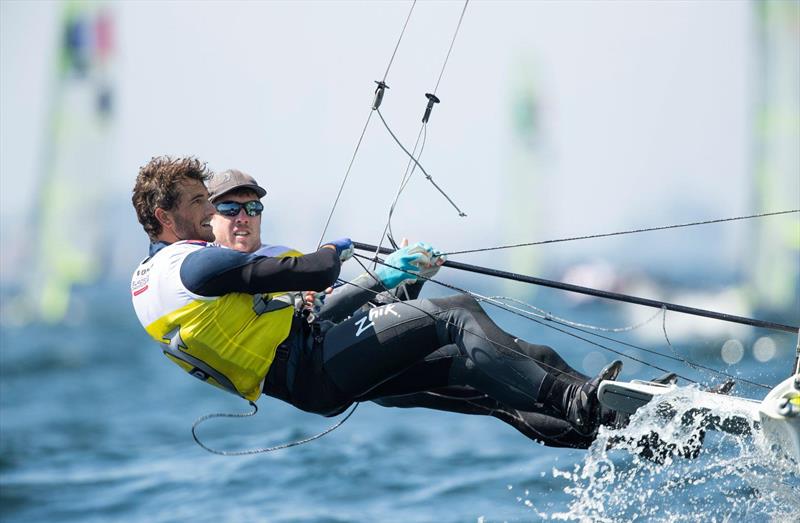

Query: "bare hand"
<box><xmin>303</xmin><ymin>287</ymin><xmax>333</xmax><ymax>312</ymax></box>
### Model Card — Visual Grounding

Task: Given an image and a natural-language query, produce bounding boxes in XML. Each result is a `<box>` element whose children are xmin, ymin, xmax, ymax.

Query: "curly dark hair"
<box><xmin>132</xmin><ymin>156</ymin><xmax>212</xmax><ymax>240</ymax></box>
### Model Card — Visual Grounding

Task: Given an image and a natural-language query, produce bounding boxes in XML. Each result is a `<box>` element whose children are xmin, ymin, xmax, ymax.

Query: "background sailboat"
<box><xmin>750</xmin><ymin>0</ymin><xmax>800</xmax><ymax>321</ymax></box>
<box><xmin>0</xmin><ymin>2</ymin><xmax>797</xmax><ymax>521</ymax></box>
<box><xmin>5</xmin><ymin>2</ymin><xmax>116</xmax><ymax>325</ymax></box>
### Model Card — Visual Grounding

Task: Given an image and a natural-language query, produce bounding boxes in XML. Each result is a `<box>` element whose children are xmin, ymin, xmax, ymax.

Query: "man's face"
<box><xmin>210</xmin><ymin>191</ymin><xmax>263</xmax><ymax>253</ymax></box>
<box><xmin>165</xmin><ymin>178</ymin><xmax>216</xmax><ymax>242</ymax></box>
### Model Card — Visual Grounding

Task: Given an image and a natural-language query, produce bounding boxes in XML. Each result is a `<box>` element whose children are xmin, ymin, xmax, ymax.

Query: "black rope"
<box><xmin>353</xmin><ymin>241</ymin><xmax>800</xmax><ymax>335</ymax></box>
<box><xmin>354</xmin><ymin>254</ymin><xmax>696</xmax><ymax>383</ymax></box>
<box><xmin>352</xmin><ymin>253</ymin><xmax>694</xmax><ymax>378</ymax></box>
<box><xmin>352</xmin><ymin>252</ymin><xmax>775</xmax><ymax>390</ymax></box>
<box><xmin>192</xmin><ymin>401</ymin><xmax>359</xmax><ymax>456</ymax></box>
<box><xmin>443</xmin><ymin>209</ymin><xmax>800</xmax><ymax>256</ymax></box>
<box><xmin>348</xmin><ymin>254</ymin><xmax>694</xmax><ymax>383</ymax></box>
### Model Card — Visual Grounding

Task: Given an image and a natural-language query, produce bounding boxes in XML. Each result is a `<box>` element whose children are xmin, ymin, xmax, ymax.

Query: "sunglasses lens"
<box><xmin>215</xmin><ymin>201</ymin><xmax>263</xmax><ymax>217</ymax></box>
<box><xmin>243</xmin><ymin>201</ymin><xmax>264</xmax><ymax>216</ymax></box>
<box><xmin>215</xmin><ymin>202</ymin><xmax>242</xmax><ymax>216</ymax></box>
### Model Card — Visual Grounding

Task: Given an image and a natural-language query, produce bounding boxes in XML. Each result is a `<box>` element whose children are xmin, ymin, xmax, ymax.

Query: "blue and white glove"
<box><xmin>375</xmin><ymin>242</ymin><xmax>441</xmax><ymax>289</ymax></box>
<box><xmin>419</xmin><ymin>244</ymin><xmax>446</xmax><ymax>280</ymax></box>
<box><xmin>323</xmin><ymin>237</ymin><xmax>353</xmax><ymax>262</ymax></box>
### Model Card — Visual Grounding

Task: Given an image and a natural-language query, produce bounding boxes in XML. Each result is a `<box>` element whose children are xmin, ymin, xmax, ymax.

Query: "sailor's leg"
<box><xmin>364</xmin><ymin>344</ymin><xmax>597</xmax><ymax>447</ymax></box>
<box><xmin>513</xmin><ymin>339</ymin><xmax>588</xmax><ymax>383</ymax></box>
<box><xmin>374</xmin><ymin>391</ymin><xmax>592</xmax><ymax>448</ymax></box>
<box><xmin>364</xmin><ymin>339</ymin><xmax>590</xmax><ymax>402</ymax></box>
<box><xmin>322</xmin><ymin>294</ymin><xmax>576</xmax><ymax>411</ymax></box>
<box><xmin>363</xmin><ymin>345</ymin><xmax>460</xmax><ymax>398</ymax></box>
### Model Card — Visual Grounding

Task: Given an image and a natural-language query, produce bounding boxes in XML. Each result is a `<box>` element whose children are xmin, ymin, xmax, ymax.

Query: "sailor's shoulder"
<box><xmin>174</xmin><ymin>239</ymin><xmax>214</xmax><ymax>250</ymax></box>
<box><xmin>254</xmin><ymin>244</ymin><xmax>303</xmax><ymax>258</ymax></box>
<box><xmin>143</xmin><ymin>241</ymin><xmax>218</xmax><ymax>271</ymax></box>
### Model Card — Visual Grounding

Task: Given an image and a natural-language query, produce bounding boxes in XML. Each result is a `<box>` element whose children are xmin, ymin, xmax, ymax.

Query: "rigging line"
<box><xmin>465</xmin><ymin>288</ymin><xmax>697</xmax><ymax>380</ymax></box>
<box><xmin>661</xmin><ymin>306</ymin><xmax>703</xmax><ymax>376</ymax></box>
<box><xmin>375</xmin><ymin>1</ymin><xmax>469</xmax><ymax>261</ymax></box>
<box><xmin>491</xmin><ymin>296</ymin><xmax>771</xmax><ymax>389</ymax></box>
<box><xmin>376</xmin><ymin>0</ymin><xmax>468</xmax><ymax>260</ymax></box>
<box><xmin>381</xmin><ymin>0</ymin><xmax>417</xmax><ymax>84</ymax></box>
<box><xmin>390</xmin><ymin>123</ymin><xmax>426</xmax><ymax>233</ymax></box>
<box><xmin>192</xmin><ymin>401</ymin><xmax>359</xmax><ymax>456</ymax></box>
<box><xmin>477</xmin><ymin>297</ymin><xmax>770</xmax><ymax>387</ymax></box>
<box><xmin>372</xmin><ymin>122</ymin><xmax>427</xmax><ymax>269</ymax></box>
<box><xmin>376</xmin><ymin>108</ymin><xmax>467</xmax><ymax>216</ymax></box>
<box><xmin>656</xmin><ymin>308</ymin><xmax>767</xmax><ymax>390</ymax></box>
<box><xmin>443</xmin><ymin>209</ymin><xmax>800</xmax><ymax>256</ymax></box>
<box><xmin>352</xmin><ymin>241</ymin><xmax>800</xmax><ymax>334</ymax></box>
<box><xmin>479</xmin><ymin>290</ymin><xmax>771</xmax><ymax>390</ymax></box>
<box><xmin>351</xmin><ymin>252</ymin><xmax>774</xmax><ymax>390</ymax></box>
<box><xmin>487</xmin><ymin>295</ymin><xmax>664</xmax><ymax>333</ymax></box>
<box><xmin>357</xmin><ymin>256</ymin><xmax>679</xmax><ymax>369</ymax></box>
<box><xmin>400</xmin><ymin>265</ymin><xmax>699</xmax><ymax>379</ymax></box>
<box><xmin>316</xmin><ymin>1</ymin><xmax>417</xmax><ymax>248</ymax></box>
<box><xmin>397</xmin><ymin>124</ymin><xmax>426</xmax><ymax>196</ymax></box>
<box><xmin>349</xmin><ymin>253</ymin><xmax>697</xmax><ymax>384</ymax></box>
<box><xmin>317</xmin><ymin>112</ymin><xmax>374</xmax><ymax>249</ymax></box>
<box><xmin>432</xmin><ymin>0</ymin><xmax>469</xmax><ymax>96</ymax></box>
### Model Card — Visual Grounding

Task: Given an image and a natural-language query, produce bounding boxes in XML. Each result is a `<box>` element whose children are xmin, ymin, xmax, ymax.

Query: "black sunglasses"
<box><xmin>214</xmin><ymin>200</ymin><xmax>264</xmax><ymax>217</ymax></box>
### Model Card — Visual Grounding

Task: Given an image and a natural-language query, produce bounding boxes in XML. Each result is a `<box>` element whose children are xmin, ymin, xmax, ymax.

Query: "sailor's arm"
<box><xmin>180</xmin><ymin>245</ymin><xmax>341</xmax><ymax>297</ymax></box>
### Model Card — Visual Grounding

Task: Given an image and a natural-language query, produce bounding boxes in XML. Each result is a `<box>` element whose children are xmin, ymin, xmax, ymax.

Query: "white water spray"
<box><xmin>544</xmin><ymin>387</ymin><xmax>800</xmax><ymax>522</ymax></box>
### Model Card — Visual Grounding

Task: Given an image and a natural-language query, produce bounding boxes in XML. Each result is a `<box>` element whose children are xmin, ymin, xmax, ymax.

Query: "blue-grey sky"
<box><xmin>1</xmin><ymin>1</ymin><xmax>786</xmax><ymax>283</ymax></box>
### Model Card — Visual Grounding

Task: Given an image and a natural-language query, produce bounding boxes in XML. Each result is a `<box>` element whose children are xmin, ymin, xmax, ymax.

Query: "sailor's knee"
<box><xmin>428</xmin><ymin>294</ymin><xmax>481</xmax><ymax>312</ymax></box>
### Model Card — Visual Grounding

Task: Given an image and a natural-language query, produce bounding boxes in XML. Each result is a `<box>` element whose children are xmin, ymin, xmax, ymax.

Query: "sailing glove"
<box><xmin>376</xmin><ymin>242</ymin><xmax>444</xmax><ymax>289</ymax></box>
<box><xmin>324</xmin><ymin>238</ymin><xmax>354</xmax><ymax>262</ymax></box>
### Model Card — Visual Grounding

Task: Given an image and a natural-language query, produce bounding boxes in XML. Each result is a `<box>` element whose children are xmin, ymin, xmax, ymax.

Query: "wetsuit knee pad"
<box><xmin>428</xmin><ymin>294</ymin><xmax>482</xmax><ymax>314</ymax></box>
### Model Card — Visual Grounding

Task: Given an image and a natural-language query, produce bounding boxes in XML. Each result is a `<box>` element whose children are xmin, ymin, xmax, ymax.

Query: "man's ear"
<box><xmin>154</xmin><ymin>208</ymin><xmax>172</xmax><ymax>230</ymax></box>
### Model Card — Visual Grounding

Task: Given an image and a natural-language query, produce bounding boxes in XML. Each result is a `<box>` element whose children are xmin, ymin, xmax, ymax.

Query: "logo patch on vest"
<box><xmin>131</xmin><ymin>267</ymin><xmax>150</xmax><ymax>296</ymax></box>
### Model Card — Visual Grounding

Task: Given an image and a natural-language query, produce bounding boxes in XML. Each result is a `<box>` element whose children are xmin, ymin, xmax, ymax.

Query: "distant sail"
<box><xmin>503</xmin><ymin>55</ymin><xmax>549</xmax><ymax>294</ymax></box>
<box><xmin>19</xmin><ymin>1</ymin><xmax>116</xmax><ymax>324</ymax></box>
<box><xmin>750</xmin><ymin>0</ymin><xmax>800</xmax><ymax>318</ymax></box>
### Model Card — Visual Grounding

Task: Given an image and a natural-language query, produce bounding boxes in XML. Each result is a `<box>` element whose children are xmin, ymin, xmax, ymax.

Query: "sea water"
<box><xmin>549</xmin><ymin>387</ymin><xmax>799</xmax><ymax>522</ymax></box>
<box><xmin>1</xmin><ymin>282</ymin><xmax>798</xmax><ymax>522</ymax></box>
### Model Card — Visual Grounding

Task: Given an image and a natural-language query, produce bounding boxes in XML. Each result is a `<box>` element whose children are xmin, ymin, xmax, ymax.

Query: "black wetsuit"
<box><xmin>262</xmin><ymin>272</ymin><xmax>594</xmax><ymax>449</ymax></box>
<box><xmin>173</xmin><ymin>243</ymin><xmax>591</xmax><ymax>448</ymax></box>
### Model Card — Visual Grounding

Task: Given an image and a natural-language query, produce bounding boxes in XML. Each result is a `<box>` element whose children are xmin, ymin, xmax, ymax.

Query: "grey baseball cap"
<box><xmin>206</xmin><ymin>169</ymin><xmax>267</xmax><ymax>202</ymax></box>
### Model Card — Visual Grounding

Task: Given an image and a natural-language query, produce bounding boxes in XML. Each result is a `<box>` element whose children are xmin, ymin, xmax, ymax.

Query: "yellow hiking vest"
<box><xmin>131</xmin><ymin>241</ymin><xmax>303</xmax><ymax>401</ymax></box>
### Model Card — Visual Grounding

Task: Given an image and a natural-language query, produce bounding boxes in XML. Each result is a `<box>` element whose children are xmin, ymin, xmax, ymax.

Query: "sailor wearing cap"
<box><xmin>131</xmin><ymin>157</ymin><xmax>348</xmax><ymax>401</ymax></box>
<box><xmin>207</xmin><ymin>169</ymin><xmax>300</xmax><ymax>258</ymax></box>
